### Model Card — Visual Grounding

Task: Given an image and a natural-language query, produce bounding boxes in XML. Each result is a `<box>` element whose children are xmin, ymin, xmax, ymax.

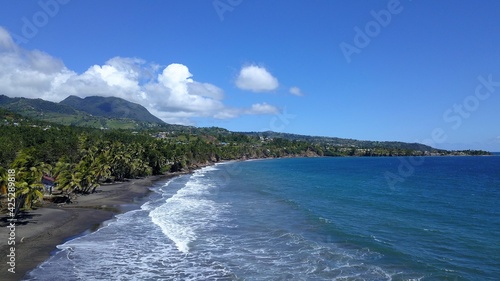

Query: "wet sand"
<box><xmin>0</xmin><ymin>172</ymin><xmax>187</xmax><ymax>281</ymax></box>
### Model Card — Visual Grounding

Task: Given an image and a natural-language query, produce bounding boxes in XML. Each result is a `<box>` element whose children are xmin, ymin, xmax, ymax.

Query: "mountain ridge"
<box><xmin>0</xmin><ymin>94</ymin><xmax>491</xmax><ymax>155</ymax></box>
<box><xmin>60</xmin><ymin>95</ymin><xmax>164</xmax><ymax>124</ymax></box>
<box><xmin>0</xmin><ymin>95</ymin><xmax>79</xmax><ymax>115</ymax></box>
<box><xmin>0</xmin><ymin>94</ymin><xmax>164</xmax><ymax>129</ymax></box>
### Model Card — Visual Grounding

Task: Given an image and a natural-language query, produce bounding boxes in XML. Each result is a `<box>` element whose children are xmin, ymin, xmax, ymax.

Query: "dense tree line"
<box><xmin>0</xmin><ymin>118</ymin><xmax>322</xmax><ymax>212</ymax></box>
<box><xmin>0</xmin><ymin>109</ymin><xmax>491</xmax><ymax>213</ymax></box>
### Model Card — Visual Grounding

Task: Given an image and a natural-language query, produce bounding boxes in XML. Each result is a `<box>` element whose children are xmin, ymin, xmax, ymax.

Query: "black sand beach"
<box><xmin>0</xmin><ymin>172</ymin><xmax>187</xmax><ymax>281</ymax></box>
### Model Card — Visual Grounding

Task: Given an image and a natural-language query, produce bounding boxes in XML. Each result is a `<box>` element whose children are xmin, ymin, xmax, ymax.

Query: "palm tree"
<box><xmin>110</xmin><ymin>142</ymin><xmax>132</xmax><ymax>181</ymax></box>
<box><xmin>53</xmin><ymin>159</ymin><xmax>77</xmax><ymax>195</ymax></box>
<box><xmin>0</xmin><ymin>167</ymin><xmax>9</xmax><ymax>213</ymax></box>
<box><xmin>69</xmin><ymin>143</ymin><xmax>113</xmax><ymax>194</ymax></box>
<box><xmin>15</xmin><ymin>173</ymin><xmax>44</xmax><ymax>210</ymax></box>
<box><xmin>11</xmin><ymin>150</ymin><xmax>46</xmax><ymax>210</ymax></box>
<box><xmin>0</xmin><ymin>166</ymin><xmax>7</xmax><ymax>195</ymax></box>
<box><xmin>89</xmin><ymin>151</ymin><xmax>111</xmax><ymax>193</ymax></box>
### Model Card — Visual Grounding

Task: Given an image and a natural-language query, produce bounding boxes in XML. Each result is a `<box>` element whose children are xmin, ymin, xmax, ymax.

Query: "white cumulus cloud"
<box><xmin>235</xmin><ymin>65</ymin><xmax>279</xmax><ymax>92</ymax></box>
<box><xmin>289</xmin><ymin>86</ymin><xmax>304</xmax><ymax>96</ymax></box>
<box><xmin>0</xmin><ymin>27</ymin><xmax>18</xmax><ymax>51</ymax></box>
<box><xmin>0</xmin><ymin>27</ymin><xmax>279</xmax><ymax>125</ymax></box>
<box><xmin>246</xmin><ymin>103</ymin><xmax>279</xmax><ymax>114</ymax></box>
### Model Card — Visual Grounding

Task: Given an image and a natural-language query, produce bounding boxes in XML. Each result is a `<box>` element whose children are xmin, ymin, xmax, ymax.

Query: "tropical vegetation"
<box><xmin>0</xmin><ymin>107</ymin><xmax>491</xmax><ymax>214</ymax></box>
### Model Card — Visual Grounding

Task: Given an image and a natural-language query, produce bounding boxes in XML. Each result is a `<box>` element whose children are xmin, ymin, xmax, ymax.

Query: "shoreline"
<box><xmin>3</xmin><ymin>154</ymin><xmax>479</xmax><ymax>280</ymax></box>
<box><xmin>0</xmin><ymin>171</ymin><xmax>191</xmax><ymax>281</ymax></box>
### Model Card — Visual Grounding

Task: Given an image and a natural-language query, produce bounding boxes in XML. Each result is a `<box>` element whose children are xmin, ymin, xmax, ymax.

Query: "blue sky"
<box><xmin>0</xmin><ymin>0</ymin><xmax>499</xmax><ymax>151</ymax></box>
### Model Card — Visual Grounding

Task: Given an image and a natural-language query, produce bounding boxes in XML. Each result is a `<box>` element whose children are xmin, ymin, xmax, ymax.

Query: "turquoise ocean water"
<box><xmin>26</xmin><ymin>156</ymin><xmax>499</xmax><ymax>280</ymax></box>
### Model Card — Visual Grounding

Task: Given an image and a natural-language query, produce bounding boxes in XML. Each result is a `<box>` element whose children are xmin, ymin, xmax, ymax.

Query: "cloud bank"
<box><xmin>0</xmin><ymin>27</ymin><xmax>278</xmax><ymax>124</ymax></box>
<box><xmin>235</xmin><ymin>65</ymin><xmax>279</xmax><ymax>92</ymax></box>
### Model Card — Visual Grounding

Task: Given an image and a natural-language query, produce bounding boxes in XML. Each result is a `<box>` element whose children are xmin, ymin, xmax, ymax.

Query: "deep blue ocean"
<box><xmin>26</xmin><ymin>156</ymin><xmax>500</xmax><ymax>280</ymax></box>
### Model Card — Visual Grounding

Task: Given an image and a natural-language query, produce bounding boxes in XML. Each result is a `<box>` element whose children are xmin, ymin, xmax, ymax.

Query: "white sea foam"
<box><xmin>149</xmin><ymin>166</ymin><xmax>224</xmax><ymax>254</ymax></box>
<box><xmin>28</xmin><ymin>192</ymin><xmax>236</xmax><ymax>281</ymax></box>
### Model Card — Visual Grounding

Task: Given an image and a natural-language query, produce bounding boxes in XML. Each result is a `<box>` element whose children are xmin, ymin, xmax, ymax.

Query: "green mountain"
<box><xmin>60</xmin><ymin>95</ymin><xmax>164</xmax><ymax>124</ymax></box>
<box><xmin>0</xmin><ymin>95</ymin><xmax>164</xmax><ymax>129</ymax></box>
<box><xmin>0</xmin><ymin>95</ymin><xmax>78</xmax><ymax>115</ymax></box>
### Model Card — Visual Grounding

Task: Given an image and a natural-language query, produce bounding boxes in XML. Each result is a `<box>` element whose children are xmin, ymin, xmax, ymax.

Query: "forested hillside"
<box><xmin>0</xmin><ymin>109</ymin><xmax>325</xmax><ymax>212</ymax></box>
<box><xmin>0</xmin><ymin>95</ymin><xmax>164</xmax><ymax>129</ymax></box>
<box><xmin>0</xmin><ymin>108</ymin><xmax>490</xmax><ymax>213</ymax></box>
